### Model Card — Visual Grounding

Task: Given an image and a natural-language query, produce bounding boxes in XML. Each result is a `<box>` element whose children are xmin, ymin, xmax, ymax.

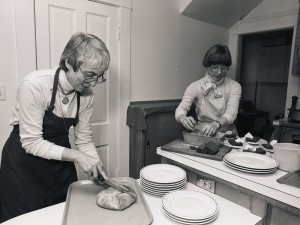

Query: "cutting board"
<box><xmin>161</xmin><ymin>139</ymin><xmax>231</xmax><ymax>161</ymax></box>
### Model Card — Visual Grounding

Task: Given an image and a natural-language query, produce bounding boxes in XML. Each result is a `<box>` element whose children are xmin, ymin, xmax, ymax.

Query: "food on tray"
<box><xmin>262</xmin><ymin>143</ymin><xmax>273</xmax><ymax>149</ymax></box>
<box><xmin>243</xmin><ymin>147</ymin><xmax>266</xmax><ymax>154</ymax></box>
<box><xmin>96</xmin><ymin>185</ymin><xmax>137</xmax><ymax>211</ymax></box>
<box><xmin>195</xmin><ymin>142</ymin><xmax>219</xmax><ymax>155</ymax></box>
<box><xmin>225</xmin><ymin>133</ymin><xmax>236</xmax><ymax>138</ymax></box>
<box><xmin>245</xmin><ymin>136</ymin><xmax>260</xmax><ymax>142</ymax></box>
<box><xmin>244</xmin><ymin>132</ymin><xmax>260</xmax><ymax>143</ymax></box>
<box><xmin>228</xmin><ymin>138</ymin><xmax>243</xmax><ymax>146</ymax></box>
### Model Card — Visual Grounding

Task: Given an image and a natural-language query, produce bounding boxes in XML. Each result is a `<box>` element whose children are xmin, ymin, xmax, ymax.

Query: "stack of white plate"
<box><xmin>140</xmin><ymin>164</ymin><xmax>187</xmax><ymax>197</ymax></box>
<box><xmin>223</xmin><ymin>152</ymin><xmax>279</xmax><ymax>174</ymax></box>
<box><xmin>162</xmin><ymin>190</ymin><xmax>219</xmax><ymax>224</ymax></box>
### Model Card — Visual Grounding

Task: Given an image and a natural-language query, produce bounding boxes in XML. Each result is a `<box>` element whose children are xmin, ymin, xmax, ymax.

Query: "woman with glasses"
<box><xmin>175</xmin><ymin>44</ymin><xmax>241</xmax><ymax>137</ymax></box>
<box><xmin>0</xmin><ymin>32</ymin><xmax>128</xmax><ymax>222</ymax></box>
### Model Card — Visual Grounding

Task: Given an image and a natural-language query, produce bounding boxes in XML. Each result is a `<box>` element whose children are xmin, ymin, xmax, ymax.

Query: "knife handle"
<box><xmin>98</xmin><ymin>174</ymin><xmax>106</xmax><ymax>182</ymax></box>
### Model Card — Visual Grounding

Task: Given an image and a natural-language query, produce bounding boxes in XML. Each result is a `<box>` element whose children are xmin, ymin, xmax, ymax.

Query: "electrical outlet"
<box><xmin>197</xmin><ymin>178</ymin><xmax>216</xmax><ymax>193</ymax></box>
<box><xmin>0</xmin><ymin>84</ymin><xmax>5</xmax><ymax>100</ymax></box>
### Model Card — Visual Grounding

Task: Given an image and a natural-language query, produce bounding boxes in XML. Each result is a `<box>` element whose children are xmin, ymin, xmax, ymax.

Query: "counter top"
<box><xmin>273</xmin><ymin>118</ymin><xmax>300</xmax><ymax>128</ymax></box>
<box><xmin>1</xmin><ymin>182</ymin><xmax>261</xmax><ymax>225</ymax></box>
<box><xmin>157</xmin><ymin>148</ymin><xmax>300</xmax><ymax>210</ymax></box>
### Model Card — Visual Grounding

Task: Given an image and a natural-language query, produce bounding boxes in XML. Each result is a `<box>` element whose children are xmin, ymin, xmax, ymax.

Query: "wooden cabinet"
<box><xmin>127</xmin><ymin>100</ymin><xmax>185</xmax><ymax>178</ymax></box>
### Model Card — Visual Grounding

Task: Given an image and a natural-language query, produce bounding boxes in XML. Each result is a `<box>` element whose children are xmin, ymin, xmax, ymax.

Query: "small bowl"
<box><xmin>273</xmin><ymin>143</ymin><xmax>300</xmax><ymax>172</ymax></box>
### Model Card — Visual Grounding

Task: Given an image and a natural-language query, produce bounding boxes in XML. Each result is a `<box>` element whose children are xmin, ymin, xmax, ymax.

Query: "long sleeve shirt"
<box><xmin>9</xmin><ymin>68</ymin><xmax>99</xmax><ymax>161</ymax></box>
<box><xmin>175</xmin><ymin>76</ymin><xmax>242</xmax><ymax>124</ymax></box>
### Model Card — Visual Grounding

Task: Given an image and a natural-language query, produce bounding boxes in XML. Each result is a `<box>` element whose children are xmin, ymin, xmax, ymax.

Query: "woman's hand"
<box><xmin>201</xmin><ymin>121</ymin><xmax>220</xmax><ymax>136</ymax></box>
<box><xmin>62</xmin><ymin>148</ymin><xmax>107</xmax><ymax>178</ymax></box>
<box><xmin>75</xmin><ymin>151</ymin><xmax>104</xmax><ymax>178</ymax></box>
<box><xmin>179</xmin><ymin>115</ymin><xmax>196</xmax><ymax>131</ymax></box>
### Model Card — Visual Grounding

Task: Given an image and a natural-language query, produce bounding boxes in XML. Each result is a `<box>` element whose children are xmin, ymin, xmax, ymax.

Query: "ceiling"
<box><xmin>181</xmin><ymin>0</ymin><xmax>264</xmax><ymax>28</ymax></box>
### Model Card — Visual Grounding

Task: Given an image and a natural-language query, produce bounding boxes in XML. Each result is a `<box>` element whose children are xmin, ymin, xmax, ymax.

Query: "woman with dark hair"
<box><xmin>0</xmin><ymin>32</ymin><xmax>128</xmax><ymax>222</ymax></box>
<box><xmin>175</xmin><ymin>44</ymin><xmax>242</xmax><ymax>136</ymax></box>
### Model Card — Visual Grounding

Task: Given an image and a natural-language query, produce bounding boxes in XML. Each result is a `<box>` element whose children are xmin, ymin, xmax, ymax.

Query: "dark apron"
<box><xmin>0</xmin><ymin>68</ymin><xmax>79</xmax><ymax>222</ymax></box>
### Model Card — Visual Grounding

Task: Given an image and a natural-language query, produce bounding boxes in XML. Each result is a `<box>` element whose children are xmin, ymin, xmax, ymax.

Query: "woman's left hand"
<box><xmin>201</xmin><ymin>121</ymin><xmax>220</xmax><ymax>136</ymax></box>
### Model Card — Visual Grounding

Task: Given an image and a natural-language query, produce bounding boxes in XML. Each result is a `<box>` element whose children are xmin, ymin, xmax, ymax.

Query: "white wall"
<box><xmin>130</xmin><ymin>0</ymin><xmax>228</xmax><ymax>101</ymax></box>
<box><xmin>229</xmin><ymin>0</ymin><xmax>299</xmax><ymax>115</ymax></box>
<box><xmin>0</xmin><ymin>0</ymin><xmax>36</xmax><ymax>164</ymax></box>
<box><xmin>0</xmin><ymin>0</ymin><xmax>19</xmax><ymax>162</ymax></box>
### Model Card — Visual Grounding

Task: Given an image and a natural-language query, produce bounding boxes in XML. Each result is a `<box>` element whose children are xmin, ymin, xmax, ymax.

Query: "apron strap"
<box><xmin>48</xmin><ymin>68</ymin><xmax>61</xmax><ymax>111</ymax></box>
<box><xmin>75</xmin><ymin>92</ymin><xmax>80</xmax><ymax>125</ymax></box>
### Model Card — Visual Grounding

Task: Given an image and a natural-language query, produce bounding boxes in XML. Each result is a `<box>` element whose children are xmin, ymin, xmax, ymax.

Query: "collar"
<box><xmin>59</xmin><ymin>69</ymin><xmax>74</xmax><ymax>93</ymax></box>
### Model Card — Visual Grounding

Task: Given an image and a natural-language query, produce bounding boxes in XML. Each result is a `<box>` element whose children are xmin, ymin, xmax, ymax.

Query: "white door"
<box><xmin>35</xmin><ymin>0</ymin><xmax>130</xmax><ymax>178</ymax></box>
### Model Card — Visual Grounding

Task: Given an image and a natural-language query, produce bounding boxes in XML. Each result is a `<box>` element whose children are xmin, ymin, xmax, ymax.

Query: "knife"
<box><xmin>97</xmin><ymin>173</ymin><xmax>130</xmax><ymax>193</ymax></box>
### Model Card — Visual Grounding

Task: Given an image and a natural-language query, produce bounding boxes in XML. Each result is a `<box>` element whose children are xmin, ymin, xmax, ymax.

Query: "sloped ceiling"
<box><xmin>181</xmin><ymin>0</ymin><xmax>264</xmax><ymax>28</ymax></box>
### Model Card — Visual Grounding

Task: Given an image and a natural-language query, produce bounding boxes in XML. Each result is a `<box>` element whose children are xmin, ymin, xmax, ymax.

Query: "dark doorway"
<box><xmin>237</xmin><ymin>28</ymin><xmax>293</xmax><ymax>140</ymax></box>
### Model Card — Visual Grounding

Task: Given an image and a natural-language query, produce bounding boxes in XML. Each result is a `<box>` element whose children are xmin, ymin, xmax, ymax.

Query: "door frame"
<box><xmin>14</xmin><ymin>0</ymin><xmax>132</xmax><ymax>177</ymax></box>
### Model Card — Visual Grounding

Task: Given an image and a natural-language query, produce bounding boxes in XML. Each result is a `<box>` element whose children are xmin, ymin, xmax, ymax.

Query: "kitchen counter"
<box><xmin>157</xmin><ymin>147</ymin><xmax>300</xmax><ymax>225</ymax></box>
<box><xmin>1</xmin><ymin>182</ymin><xmax>261</xmax><ymax>225</ymax></box>
<box><xmin>157</xmin><ymin>148</ymin><xmax>300</xmax><ymax>210</ymax></box>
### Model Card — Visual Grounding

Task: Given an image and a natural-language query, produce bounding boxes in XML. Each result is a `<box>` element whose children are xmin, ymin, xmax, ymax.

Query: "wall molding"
<box><xmin>89</xmin><ymin>0</ymin><xmax>132</xmax><ymax>9</ymax></box>
<box><xmin>230</xmin><ymin>9</ymin><xmax>298</xmax><ymax>35</ymax></box>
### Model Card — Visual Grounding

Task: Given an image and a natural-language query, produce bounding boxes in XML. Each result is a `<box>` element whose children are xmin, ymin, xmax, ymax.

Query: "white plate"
<box><xmin>223</xmin><ymin>161</ymin><xmax>277</xmax><ymax>174</ymax></box>
<box><xmin>140</xmin><ymin>164</ymin><xmax>186</xmax><ymax>183</ymax></box>
<box><xmin>162</xmin><ymin>190</ymin><xmax>218</xmax><ymax>220</ymax></box>
<box><xmin>162</xmin><ymin>207</ymin><xmax>218</xmax><ymax>225</ymax></box>
<box><xmin>162</xmin><ymin>205</ymin><xmax>218</xmax><ymax>222</ymax></box>
<box><xmin>141</xmin><ymin>185</ymin><xmax>186</xmax><ymax>197</ymax></box>
<box><xmin>141</xmin><ymin>176</ymin><xmax>187</xmax><ymax>187</ymax></box>
<box><xmin>141</xmin><ymin>180</ymin><xmax>186</xmax><ymax>191</ymax></box>
<box><xmin>223</xmin><ymin>158</ymin><xmax>278</xmax><ymax>172</ymax></box>
<box><xmin>224</xmin><ymin>152</ymin><xmax>279</xmax><ymax>170</ymax></box>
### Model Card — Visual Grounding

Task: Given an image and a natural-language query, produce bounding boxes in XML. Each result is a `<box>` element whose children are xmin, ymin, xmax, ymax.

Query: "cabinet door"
<box><xmin>144</xmin><ymin>112</ymin><xmax>184</xmax><ymax>166</ymax></box>
<box><xmin>35</xmin><ymin>0</ymin><xmax>130</xmax><ymax>177</ymax></box>
<box><xmin>279</xmin><ymin>126</ymin><xmax>300</xmax><ymax>143</ymax></box>
<box><xmin>270</xmin><ymin>206</ymin><xmax>300</xmax><ymax>225</ymax></box>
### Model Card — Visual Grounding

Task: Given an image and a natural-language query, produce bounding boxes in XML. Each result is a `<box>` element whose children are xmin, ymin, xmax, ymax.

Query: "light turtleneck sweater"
<box><xmin>9</xmin><ymin>67</ymin><xmax>99</xmax><ymax>161</ymax></box>
<box><xmin>175</xmin><ymin>74</ymin><xmax>242</xmax><ymax>124</ymax></box>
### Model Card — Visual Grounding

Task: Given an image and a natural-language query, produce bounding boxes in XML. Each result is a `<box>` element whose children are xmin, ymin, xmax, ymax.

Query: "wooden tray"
<box><xmin>161</xmin><ymin>139</ymin><xmax>231</xmax><ymax>161</ymax></box>
<box><xmin>62</xmin><ymin>177</ymin><xmax>153</xmax><ymax>225</ymax></box>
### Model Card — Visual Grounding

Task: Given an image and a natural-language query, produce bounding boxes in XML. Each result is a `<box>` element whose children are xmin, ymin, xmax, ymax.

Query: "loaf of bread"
<box><xmin>96</xmin><ymin>185</ymin><xmax>137</xmax><ymax>211</ymax></box>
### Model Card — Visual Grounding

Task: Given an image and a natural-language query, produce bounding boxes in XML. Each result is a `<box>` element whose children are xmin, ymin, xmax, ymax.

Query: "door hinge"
<box><xmin>117</xmin><ymin>25</ymin><xmax>120</xmax><ymax>41</ymax></box>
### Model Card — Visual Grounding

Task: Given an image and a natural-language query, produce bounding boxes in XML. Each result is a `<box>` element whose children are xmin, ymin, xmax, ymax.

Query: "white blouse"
<box><xmin>175</xmin><ymin>76</ymin><xmax>241</xmax><ymax>124</ymax></box>
<box><xmin>10</xmin><ymin>68</ymin><xmax>99</xmax><ymax>161</ymax></box>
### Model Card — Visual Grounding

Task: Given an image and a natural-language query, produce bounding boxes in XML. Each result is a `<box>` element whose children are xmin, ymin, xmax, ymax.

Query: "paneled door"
<box><xmin>35</xmin><ymin>0</ymin><xmax>130</xmax><ymax>178</ymax></box>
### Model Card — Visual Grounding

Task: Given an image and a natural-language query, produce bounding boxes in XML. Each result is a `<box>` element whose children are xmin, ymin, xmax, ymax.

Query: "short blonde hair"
<box><xmin>59</xmin><ymin>32</ymin><xmax>110</xmax><ymax>72</ymax></box>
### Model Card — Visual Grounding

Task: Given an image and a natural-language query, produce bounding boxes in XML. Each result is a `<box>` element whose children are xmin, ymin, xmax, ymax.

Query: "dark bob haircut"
<box><xmin>202</xmin><ymin>44</ymin><xmax>232</xmax><ymax>68</ymax></box>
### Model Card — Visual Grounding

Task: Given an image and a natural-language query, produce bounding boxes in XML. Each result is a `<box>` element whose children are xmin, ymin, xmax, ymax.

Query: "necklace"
<box><xmin>58</xmin><ymin>93</ymin><xmax>69</xmax><ymax>133</ymax></box>
<box><xmin>58</xmin><ymin>75</ymin><xmax>74</xmax><ymax>104</ymax></box>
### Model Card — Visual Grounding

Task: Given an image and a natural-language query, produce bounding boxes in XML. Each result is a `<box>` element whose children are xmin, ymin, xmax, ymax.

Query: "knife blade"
<box><xmin>97</xmin><ymin>174</ymin><xmax>130</xmax><ymax>193</ymax></box>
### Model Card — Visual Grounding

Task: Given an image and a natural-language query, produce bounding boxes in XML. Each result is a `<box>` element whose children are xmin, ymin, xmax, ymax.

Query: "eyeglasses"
<box><xmin>79</xmin><ymin>66</ymin><xmax>106</xmax><ymax>84</ymax></box>
<box><xmin>210</xmin><ymin>65</ymin><xmax>229</xmax><ymax>73</ymax></box>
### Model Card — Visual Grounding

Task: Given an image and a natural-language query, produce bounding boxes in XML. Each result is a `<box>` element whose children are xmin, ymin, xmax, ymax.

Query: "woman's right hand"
<box><xmin>75</xmin><ymin>151</ymin><xmax>104</xmax><ymax>178</ymax></box>
<box><xmin>179</xmin><ymin>115</ymin><xmax>196</xmax><ymax>131</ymax></box>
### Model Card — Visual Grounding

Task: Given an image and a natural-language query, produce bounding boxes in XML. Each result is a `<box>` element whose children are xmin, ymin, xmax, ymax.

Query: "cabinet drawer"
<box><xmin>280</xmin><ymin>127</ymin><xmax>300</xmax><ymax>143</ymax></box>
